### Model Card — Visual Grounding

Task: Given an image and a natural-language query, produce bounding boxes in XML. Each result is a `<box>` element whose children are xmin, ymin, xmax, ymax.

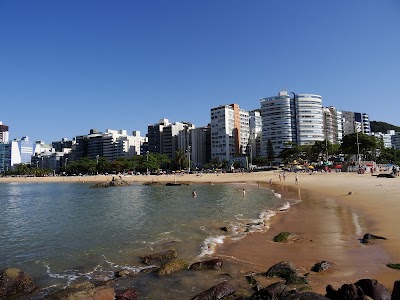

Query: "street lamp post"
<box><xmin>355</xmin><ymin>122</ymin><xmax>360</xmax><ymax>166</ymax></box>
<box><xmin>65</xmin><ymin>158</ymin><xmax>68</xmax><ymax>174</ymax></box>
<box><xmin>96</xmin><ymin>155</ymin><xmax>99</xmax><ymax>175</ymax></box>
<box><xmin>146</xmin><ymin>151</ymin><xmax>149</xmax><ymax>175</ymax></box>
<box><xmin>187</xmin><ymin>146</ymin><xmax>191</xmax><ymax>173</ymax></box>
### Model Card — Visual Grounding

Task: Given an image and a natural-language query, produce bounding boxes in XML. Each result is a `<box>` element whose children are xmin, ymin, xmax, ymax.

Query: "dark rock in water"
<box><xmin>220</xmin><ymin>226</ymin><xmax>228</xmax><ymax>232</ymax></box>
<box><xmin>157</xmin><ymin>259</ymin><xmax>189</xmax><ymax>275</ymax></box>
<box><xmin>392</xmin><ymin>280</ymin><xmax>400</xmax><ymax>300</ymax></box>
<box><xmin>166</xmin><ymin>182</ymin><xmax>182</xmax><ymax>186</ymax></box>
<box><xmin>189</xmin><ymin>259</ymin><xmax>223</xmax><ymax>270</ymax></box>
<box><xmin>114</xmin><ymin>269</ymin><xmax>137</xmax><ymax>278</ymax></box>
<box><xmin>361</xmin><ymin>233</ymin><xmax>387</xmax><ymax>244</ymax></box>
<box><xmin>91</xmin><ymin>177</ymin><xmax>130</xmax><ymax>188</ymax></box>
<box><xmin>139</xmin><ymin>248</ymin><xmax>178</xmax><ymax>265</ymax></box>
<box><xmin>311</xmin><ymin>261</ymin><xmax>333</xmax><ymax>272</ymax></box>
<box><xmin>285</xmin><ymin>274</ymin><xmax>308</xmax><ymax>285</ymax></box>
<box><xmin>42</xmin><ymin>282</ymin><xmax>115</xmax><ymax>299</ymax></box>
<box><xmin>0</xmin><ymin>268</ymin><xmax>36</xmax><ymax>299</ymax></box>
<box><xmin>115</xmin><ymin>288</ymin><xmax>139</xmax><ymax>300</ymax></box>
<box><xmin>190</xmin><ymin>281</ymin><xmax>235</xmax><ymax>300</ymax></box>
<box><xmin>326</xmin><ymin>283</ymin><xmax>362</xmax><ymax>300</ymax></box>
<box><xmin>250</xmin><ymin>281</ymin><xmax>286</xmax><ymax>299</ymax></box>
<box><xmin>386</xmin><ymin>263</ymin><xmax>400</xmax><ymax>270</ymax></box>
<box><xmin>355</xmin><ymin>279</ymin><xmax>391</xmax><ymax>300</ymax></box>
<box><xmin>281</xmin><ymin>291</ymin><xmax>330</xmax><ymax>300</ymax></box>
<box><xmin>245</xmin><ymin>273</ymin><xmax>259</xmax><ymax>286</ymax></box>
<box><xmin>266</xmin><ymin>261</ymin><xmax>298</xmax><ymax>281</ymax></box>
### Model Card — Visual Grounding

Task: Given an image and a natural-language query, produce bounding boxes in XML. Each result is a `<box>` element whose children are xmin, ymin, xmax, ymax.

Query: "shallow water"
<box><xmin>0</xmin><ymin>181</ymin><xmax>294</xmax><ymax>299</ymax></box>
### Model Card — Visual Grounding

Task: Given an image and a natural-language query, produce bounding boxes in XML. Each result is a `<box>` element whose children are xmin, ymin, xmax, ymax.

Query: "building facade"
<box><xmin>210</xmin><ymin>103</ymin><xmax>250</xmax><ymax>162</ymax></box>
<box><xmin>249</xmin><ymin>110</ymin><xmax>262</xmax><ymax>158</ymax></box>
<box><xmin>147</xmin><ymin>119</ymin><xmax>170</xmax><ymax>154</ymax></box>
<box><xmin>190</xmin><ymin>125</ymin><xmax>211</xmax><ymax>169</ymax></box>
<box><xmin>0</xmin><ymin>121</ymin><xmax>9</xmax><ymax>143</ymax></box>
<box><xmin>323</xmin><ymin>106</ymin><xmax>343</xmax><ymax>144</ymax></box>
<box><xmin>342</xmin><ymin>111</ymin><xmax>371</xmax><ymax>136</ymax></box>
<box><xmin>260</xmin><ymin>91</ymin><xmax>324</xmax><ymax>157</ymax></box>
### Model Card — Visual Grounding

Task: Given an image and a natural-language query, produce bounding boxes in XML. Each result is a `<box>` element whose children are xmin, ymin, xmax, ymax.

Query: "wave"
<box><xmin>199</xmin><ymin>235</ymin><xmax>225</xmax><ymax>257</ymax></box>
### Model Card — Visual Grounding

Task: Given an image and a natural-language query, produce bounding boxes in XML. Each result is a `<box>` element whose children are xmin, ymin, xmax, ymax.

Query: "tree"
<box><xmin>341</xmin><ymin>133</ymin><xmax>378</xmax><ymax>161</ymax></box>
<box><xmin>174</xmin><ymin>150</ymin><xmax>187</xmax><ymax>171</ymax></box>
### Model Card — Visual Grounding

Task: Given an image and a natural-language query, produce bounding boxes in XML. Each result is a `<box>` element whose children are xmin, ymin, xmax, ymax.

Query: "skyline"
<box><xmin>1</xmin><ymin>1</ymin><xmax>399</xmax><ymax>143</ymax></box>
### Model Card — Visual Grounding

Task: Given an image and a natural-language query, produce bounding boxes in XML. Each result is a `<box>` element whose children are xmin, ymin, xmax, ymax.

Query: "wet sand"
<box><xmin>1</xmin><ymin>171</ymin><xmax>399</xmax><ymax>294</ymax></box>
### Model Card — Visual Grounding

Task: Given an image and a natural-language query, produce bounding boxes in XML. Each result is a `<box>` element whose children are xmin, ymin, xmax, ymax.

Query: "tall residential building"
<box><xmin>0</xmin><ymin>143</ymin><xmax>11</xmax><ymax>173</ymax></box>
<box><xmin>210</xmin><ymin>103</ymin><xmax>250</xmax><ymax>162</ymax></box>
<box><xmin>260</xmin><ymin>91</ymin><xmax>324</xmax><ymax>157</ymax></box>
<box><xmin>249</xmin><ymin>110</ymin><xmax>262</xmax><ymax>158</ymax></box>
<box><xmin>391</xmin><ymin>132</ymin><xmax>400</xmax><ymax>150</ymax></box>
<box><xmin>190</xmin><ymin>125</ymin><xmax>211</xmax><ymax>169</ymax></box>
<box><xmin>147</xmin><ymin>119</ymin><xmax>170</xmax><ymax>154</ymax></box>
<box><xmin>372</xmin><ymin>130</ymin><xmax>395</xmax><ymax>149</ymax></box>
<box><xmin>0</xmin><ymin>121</ymin><xmax>9</xmax><ymax>143</ymax></box>
<box><xmin>323</xmin><ymin>106</ymin><xmax>343</xmax><ymax>144</ymax></box>
<box><xmin>342</xmin><ymin>111</ymin><xmax>371</xmax><ymax>135</ymax></box>
<box><xmin>163</xmin><ymin>122</ymin><xmax>195</xmax><ymax>160</ymax></box>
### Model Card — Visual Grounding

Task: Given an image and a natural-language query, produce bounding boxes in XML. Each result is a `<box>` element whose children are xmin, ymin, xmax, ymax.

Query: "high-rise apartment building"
<box><xmin>190</xmin><ymin>125</ymin><xmax>211</xmax><ymax>169</ymax></box>
<box><xmin>249</xmin><ymin>110</ymin><xmax>262</xmax><ymax>158</ymax></box>
<box><xmin>147</xmin><ymin>119</ymin><xmax>170</xmax><ymax>154</ymax></box>
<box><xmin>0</xmin><ymin>121</ymin><xmax>9</xmax><ymax>143</ymax></box>
<box><xmin>260</xmin><ymin>91</ymin><xmax>324</xmax><ymax>157</ymax></box>
<box><xmin>342</xmin><ymin>111</ymin><xmax>371</xmax><ymax>135</ymax></box>
<box><xmin>163</xmin><ymin>122</ymin><xmax>195</xmax><ymax>160</ymax></box>
<box><xmin>323</xmin><ymin>106</ymin><xmax>343</xmax><ymax>144</ymax></box>
<box><xmin>210</xmin><ymin>104</ymin><xmax>250</xmax><ymax>162</ymax></box>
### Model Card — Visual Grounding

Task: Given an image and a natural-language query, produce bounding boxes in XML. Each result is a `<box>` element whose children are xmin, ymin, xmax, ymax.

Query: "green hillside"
<box><xmin>370</xmin><ymin>121</ymin><xmax>400</xmax><ymax>133</ymax></box>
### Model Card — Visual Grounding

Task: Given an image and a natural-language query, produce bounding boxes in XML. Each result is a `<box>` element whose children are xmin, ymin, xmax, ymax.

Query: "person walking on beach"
<box><xmin>279</xmin><ymin>174</ymin><xmax>281</xmax><ymax>182</ymax></box>
<box><xmin>295</xmin><ymin>174</ymin><xmax>298</xmax><ymax>185</ymax></box>
<box><xmin>282</xmin><ymin>172</ymin><xmax>286</xmax><ymax>181</ymax></box>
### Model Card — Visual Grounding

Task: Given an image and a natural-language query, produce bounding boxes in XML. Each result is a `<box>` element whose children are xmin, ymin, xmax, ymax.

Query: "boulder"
<box><xmin>190</xmin><ymin>281</ymin><xmax>235</xmax><ymax>300</ymax></box>
<box><xmin>157</xmin><ymin>259</ymin><xmax>189</xmax><ymax>275</ymax></box>
<box><xmin>281</xmin><ymin>292</ymin><xmax>330</xmax><ymax>300</ymax></box>
<box><xmin>392</xmin><ymin>280</ymin><xmax>400</xmax><ymax>300</ymax></box>
<box><xmin>115</xmin><ymin>288</ymin><xmax>139</xmax><ymax>300</ymax></box>
<box><xmin>311</xmin><ymin>261</ymin><xmax>333</xmax><ymax>272</ymax></box>
<box><xmin>355</xmin><ymin>279</ymin><xmax>391</xmax><ymax>300</ymax></box>
<box><xmin>91</xmin><ymin>177</ymin><xmax>130</xmax><ymax>188</ymax></box>
<box><xmin>250</xmin><ymin>281</ymin><xmax>286</xmax><ymax>300</ymax></box>
<box><xmin>139</xmin><ymin>248</ymin><xmax>178</xmax><ymax>265</ymax></box>
<box><xmin>0</xmin><ymin>268</ymin><xmax>36</xmax><ymax>299</ymax></box>
<box><xmin>325</xmin><ymin>283</ymin><xmax>362</xmax><ymax>300</ymax></box>
<box><xmin>42</xmin><ymin>282</ymin><xmax>115</xmax><ymax>300</ymax></box>
<box><xmin>273</xmin><ymin>232</ymin><xmax>291</xmax><ymax>243</ymax></box>
<box><xmin>266</xmin><ymin>261</ymin><xmax>298</xmax><ymax>280</ymax></box>
<box><xmin>361</xmin><ymin>233</ymin><xmax>387</xmax><ymax>244</ymax></box>
<box><xmin>114</xmin><ymin>269</ymin><xmax>137</xmax><ymax>278</ymax></box>
<box><xmin>189</xmin><ymin>259</ymin><xmax>223</xmax><ymax>270</ymax></box>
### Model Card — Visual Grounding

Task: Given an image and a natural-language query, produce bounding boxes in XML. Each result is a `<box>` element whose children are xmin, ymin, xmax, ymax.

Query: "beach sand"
<box><xmin>1</xmin><ymin>171</ymin><xmax>399</xmax><ymax>294</ymax></box>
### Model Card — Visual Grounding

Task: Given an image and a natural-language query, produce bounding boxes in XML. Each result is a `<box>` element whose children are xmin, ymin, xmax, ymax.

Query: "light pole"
<box><xmin>187</xmin><ymin>145</ymin><xmax>191</xmax><ymax>173</ymax></box>
<box><xmin>355</xmin><ymin>122</ymin><xmax>360</xmax><ymax>166</ymax></box>
<box><xmin>96</xmin><ymin>155</ymin><xmax>99</xmax><ymax>175</ymax></box>
<box><xmin>146</xmin><ymin>151</ymin><xmax>149</xmax><ymax>175</ymax></box>
<box><xmin>65</xmin><ymin>157</ymin><xmax>68</xmax><ymax>174</ymax></box>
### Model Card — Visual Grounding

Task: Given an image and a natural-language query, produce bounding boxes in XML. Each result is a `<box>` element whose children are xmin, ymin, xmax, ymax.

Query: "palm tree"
<box><xmin>175</xmin><ymin>150</ymin><xmax>187</xmax><ymax>171</ymax></box>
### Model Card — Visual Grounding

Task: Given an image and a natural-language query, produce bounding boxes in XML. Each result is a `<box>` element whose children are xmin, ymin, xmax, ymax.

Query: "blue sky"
<box><xmin>1</xmin><ymin>0</ymin><xmax>399</xmax><ymax>143</ymax></box>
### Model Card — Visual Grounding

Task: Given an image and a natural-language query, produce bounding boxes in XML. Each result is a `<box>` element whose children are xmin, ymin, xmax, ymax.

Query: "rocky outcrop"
<box><xmin>273</xmin><ymin>232</ymin><xmax>292</xmax><ymax>243</ymax></box>
<box><xmin>281</xmin><ymin>292</ymin><xmax>330</xmax><ymax>300</ymax></box>
<box><xmin>139</xmin><ymin>248</ymin><xmax>178</xmax><ymax>265</ymax></box>
<box><xmin>0</xmin><ymin>268</ymin><xmax>36</xmax><ymax>299</ymax></box>
<box><xmin>91</xmin><ymin>177</ymin><xmax>130</xmax><ymax>188</ymax></box>
<box><xmin>189</xmin><ymin>259</ymin><xmax>223</xmax><ymax>270</ymax></box>
<box><xmin>190</xmin><ymin>281</ymin><xmax>235</xmax><ymax>300</ymax></box>
<box><xmin>355</xmin><ymin>279</ymin><xmax>391</xmax><ymax>300</ymax></box>
<box><xmin>250</xmin><ymin>281</ymin><xmax>287</xmax><ymax>299</ymax></box>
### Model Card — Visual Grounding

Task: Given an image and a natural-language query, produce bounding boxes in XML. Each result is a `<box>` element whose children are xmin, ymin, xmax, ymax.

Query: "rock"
<box><xmin>386</xmin><ymin>263</ymin><xmax>400</xmax><ymax>270</ymax></box>
<box><xmin>273</xmin><ymin>232</ymin><xmax>292</xmax><ymax>243</ymax></box>
<box><xmin>0</xmin><ymin>268</ymin><xmax>36</xmax><ymax>298</ymax></box>
<box><xmin>266</xmin><ymin>261</ymin><xmax>298</xmax><ymax>281</ymax></box>
<box><xmin>392</xmin><ymin>280</ymin><xmax>400</xmax><ymax>300</ymax></box>
<box><xmin>281</xmin><ymin>292</ymin><xmax>330</xmax><ymax>300</ymax></box>
<box><xmin>114</xmin><ymin>269</ymin><xmax>137</xmax><ymax>278</ymax></box>
<box><xmin>325</xmin><ymin>283</ymin><xmax>362</xmax><ymax>300</ymax></box>
<box><xmin>250</xmin><ymin>281</ymin><xmax>286</xmax><ymax>300</ymax></box>
<box><xmin>139</xmin><ymin>248</ymin><xmax>178</xmax><ymax>264</ymax></box>
<box><xmin>355</xmin><ymin>279</ymin><xmax>391</xmax><ymax>300</ymax></box>
<box><xmin>245</xmin><ymin>273</ymin><xmax>259</xmax><ymax>286</ymax></box>
<box><xmin>190</xmin><ymin>281</ymin><xmax>235</xmax><ymax>300</ymax></box>
<box><xmin>157</xmin><ymin>258</ymin><xmax>189</xmax><ymax>275</ymax></box>
<box><xmin>285</xmin><ymin>274</ymin><xmax>308</xmax><ymax>285</ymax></box>
<box><xmin>361</xmin><ymin>233</ymin><xmax>387</xmax><ymax>244</ymax></box>
<box><xmin>90</xmin><ymin>177</ymin><xmax>130</xmax><ymax>188</ymax></box>
<box><xmin>356</xmin><ymin>296</ymin><xmax>374</xmax><ymax>300</ymax></box>
<box><xmin>311</xmin><ymin>261</ymin><xmax>333</xmax><ymax>272</ymax></box>
<box><xmin>115</xmin><ymin>288</ymin><xmax>139</xmax><ymax>300</ymax></box>
<box><xmin>42</xmin><ymin>282</ymin><xmax>115</xmax><ymax>300</ymax></box>
<box><xmin>189</xmin><ymin>259</ymin><xmax>223</xmax><ymax>270</ymax></box>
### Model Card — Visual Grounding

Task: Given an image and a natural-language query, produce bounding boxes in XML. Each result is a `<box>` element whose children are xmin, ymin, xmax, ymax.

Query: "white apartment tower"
<box><xmin>249</xmin><ymin>110</ymin><xmax>262</xmax><ymax>158</ymax></box>
<box><xmin>0</xmin><ymin>121</ymin><xmax>9</xmax><ymax>143</ymax></box>
<box><xmin>323</xmin><ymin>106</ymin><xmax>343</xmax><ymax>144</ymax></box>
<box><xmin>210</xmin><ymin>104</ymin><xmax>250</xmax><ymax>162</ymax></box>
<box><xmin>260</xmin><ymin>91</ymin><xmax>324</xmax><ymax>156</ymax></box>
<box><xmin>342</xmin><ymin>111</ymin><xmax>371</xmax><ymax>135</ymax></box>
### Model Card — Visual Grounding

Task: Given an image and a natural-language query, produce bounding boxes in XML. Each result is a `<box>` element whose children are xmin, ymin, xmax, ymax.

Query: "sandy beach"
<box><xmin>1</xmin><ymin>171</ymin><xmax>399</xmax><ymax>295</ymax></box>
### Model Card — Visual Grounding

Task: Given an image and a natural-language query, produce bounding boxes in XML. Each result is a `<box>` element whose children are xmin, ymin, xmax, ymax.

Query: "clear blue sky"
<box><xmin>1</xmin><ymin>0</ymin><xmax>399</xmax><ymax>143</ymax></box>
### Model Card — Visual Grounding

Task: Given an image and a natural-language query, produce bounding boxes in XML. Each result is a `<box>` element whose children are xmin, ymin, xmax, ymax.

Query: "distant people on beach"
<box><xmin>279</xmin><ymin>174</ymin><xmax>281</xmax><ymax>181</ymax></box>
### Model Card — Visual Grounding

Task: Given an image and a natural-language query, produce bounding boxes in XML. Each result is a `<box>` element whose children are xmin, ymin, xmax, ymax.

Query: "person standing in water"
<box><xmin>242</xmin><ymin>189</ymin><xmax>246</xmax><ymax>196</ymax></box>
<box><xmin>192</xmin><ymin>189</ymin><xmax>197</xmax><ymax>197</ymax></box>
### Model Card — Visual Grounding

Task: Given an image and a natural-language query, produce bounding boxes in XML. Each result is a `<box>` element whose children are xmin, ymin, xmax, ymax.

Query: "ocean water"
<box><xmin>0</xmin><ymin>181</ymin><xmax>295</xmax><ymax>299</ymax></box>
